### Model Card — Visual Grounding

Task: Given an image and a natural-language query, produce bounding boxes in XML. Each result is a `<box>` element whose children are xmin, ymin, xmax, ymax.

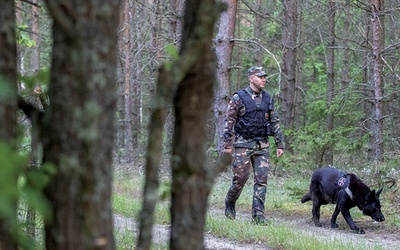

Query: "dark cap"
<box><xmin>248</xmin><ymin>66</ymin><xmax>268</xmax><ymax>77</ymax></box>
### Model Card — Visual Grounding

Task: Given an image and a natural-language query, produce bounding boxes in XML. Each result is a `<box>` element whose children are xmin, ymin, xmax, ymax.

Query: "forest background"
<box><xmin>0</xmin><ymin>0</ymin><xmax>399</xmax><ymax>249</ymax></box>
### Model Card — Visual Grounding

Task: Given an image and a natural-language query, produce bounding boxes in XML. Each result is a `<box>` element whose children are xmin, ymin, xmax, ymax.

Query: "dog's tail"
<box><xmin>301</xmin><ymin>192</ymin><xmax>311</xmax><ymax>203</ymax></box>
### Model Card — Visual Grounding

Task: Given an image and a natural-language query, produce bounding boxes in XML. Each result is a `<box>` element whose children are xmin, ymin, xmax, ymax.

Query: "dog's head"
<box><xmin>362</xmin><ymin>188</ymin><xmax>385</xmax><ymax>222</ymax></box>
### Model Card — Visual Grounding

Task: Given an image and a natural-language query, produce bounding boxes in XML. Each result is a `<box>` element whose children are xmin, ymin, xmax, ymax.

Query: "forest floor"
<box><xmin>114</xmin><ymin>207</ymin><xmax>400</xmax><ymax>250</ymax></box>
<box><xmin>112</xmin><ymin>163</ymin><xmax>400</xmax><ymax>249</ymax></box>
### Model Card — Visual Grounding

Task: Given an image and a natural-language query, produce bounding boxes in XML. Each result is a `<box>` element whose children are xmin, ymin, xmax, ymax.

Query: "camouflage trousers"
<box><xmin>225</xmin><ymin>146</ymin><xmax>270</xmax><ymax>218</ymax></box>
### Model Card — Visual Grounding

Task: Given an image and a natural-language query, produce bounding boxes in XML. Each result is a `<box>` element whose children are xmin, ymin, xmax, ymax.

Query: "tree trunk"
<box><xmin>280</xmin><ymin>0</ymin><xmax>298</xmax><ymax>153</ymax></box>
<box><xmin>169</xmin><ymin>0</ymin><xmax>231</xmax><ymax>249</ymax></box>
<box><xmin>370</xmin><ymin>0</ymin><xmax>384</xmax><ymax>165</ymax></box>
<box><xmin>0</xmin><ymin>0</ymin><xmax>18</xmax><ymax>249</ymax></box>
<box><xmin>341</xmin><ymin>0</ymin><xmax>351</xmax><ymax>89</ymax></box>
<box><xmin>30</xmin><ymin>0</ymin><xmax>40</xmax><ymax>76</ymax></box>
<box><xmin>325</xmin><ymin>0</ymin><xmax>335</xmax><ymax>165</ymax></box>
<box><xmin>121</xmin><ymin>0</ymin><xmax>135</xmax><ymax>163</ymax></box>
<box><xmin>295</xmin><ymin>0</ymin><xmax>305</xmax><ymax>129</ymax></box>
<box><xmin>360</xmin><ymin>8</ymin><xmax>374</xmax><ymax>161</ymax></box>
<box><xmin>26</xmin><ymin>0</ymin><xmax>41</xmax><ymax>239</ymax></box>
<box><xmin>168</xmin><ymin>0</ymin><xmax>184</xmax><ymax>44</ymax></box>
<box><xmin>136</xmin><ymin>59</ymin><xmax>178</xmax><ymax>250</ymax></box>
<box><xmin>214</xmin><ymin>0</ymin><xmax>238</xmax><ymax>155</ymax></box>
<box><xmin>254</xmin><ymin>0</ymin><xmax>264</xmax><ymax>65</ymax></box>
<box><xmin>42</xmin><ymin>0</ymin><xmax>121</xmax><ymax>248</ymax></box>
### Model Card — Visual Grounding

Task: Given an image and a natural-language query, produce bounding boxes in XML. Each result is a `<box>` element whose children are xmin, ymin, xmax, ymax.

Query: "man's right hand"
<box><xmin>223</xmin><ymin>148</ymin><xmax>233</xmax><ymax>155</ymax></box>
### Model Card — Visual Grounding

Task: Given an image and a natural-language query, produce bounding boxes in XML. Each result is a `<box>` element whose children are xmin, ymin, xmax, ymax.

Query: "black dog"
<box><xmin>301</xmin><ymin>167</ymin><xmax>385</xmax><ymax>234</ymax></box>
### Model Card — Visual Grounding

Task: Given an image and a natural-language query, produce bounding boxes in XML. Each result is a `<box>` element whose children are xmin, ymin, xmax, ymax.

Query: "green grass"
<box><xmin>113</xmin><ymin>171</ymin><xmax>400</xmax><ymax>250</ymax></box>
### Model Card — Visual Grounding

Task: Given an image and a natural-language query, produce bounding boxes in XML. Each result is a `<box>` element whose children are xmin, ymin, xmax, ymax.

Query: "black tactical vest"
<box><xmin>234</xmin><ymin>89</ymin><xmax>273</xmax><ymax>140</ymax></box>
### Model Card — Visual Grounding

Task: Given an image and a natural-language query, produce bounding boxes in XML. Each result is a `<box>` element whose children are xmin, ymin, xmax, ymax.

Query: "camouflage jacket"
<box><xmin>223</xmin><ymin>86</ymin><xmax>285</xmax><ymax>150</ymax></box>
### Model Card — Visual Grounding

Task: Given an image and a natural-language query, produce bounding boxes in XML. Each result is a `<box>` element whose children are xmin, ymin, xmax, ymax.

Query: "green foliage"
<box><xmin>0</xmin><ymin>144</ymin><xmax>26</xmax><ymax>221</ymax></box>
<box><xmin>20</xmin><ymin>163</ymin><xmax>56</xmax><ymax>223</ymax></box>
<box><xmin>164</xmin><ymin>44</ymin><xmax>179</xmax><ymax>60</ymax></box>
<box><xmin>0</xmin><ymin>143</ymin><xmax>55</xmax><ymax>249</ymax></box>
<box><xmin>19</xmin><ymin>68</ymin><xmax>50</xmax><ymax>92</ymax></box>
<box><xmin>163</xmin><ymin>44</ymin><xmax>179</xmax><ymax>71</ymax></box>
<box><xmin>16</xmin><ymin>24</ymin><xmax>37</xmax><ymax>47</ymax></box>
<box><xmin>0</xmin><ymin>75</ymin><xmax>16</xmax><ymax>101</ymax></box>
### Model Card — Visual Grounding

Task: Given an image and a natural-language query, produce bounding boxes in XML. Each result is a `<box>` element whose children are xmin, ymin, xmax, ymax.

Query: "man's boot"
<box><xmin>225</xmin><ymin>200</ymin><xmax>236</xmax><ymax>220</ymax></box>
<box><xmin>252</xmin><ymin>215</ymin><xmax>269</xmax><ymax>226</ymax></box>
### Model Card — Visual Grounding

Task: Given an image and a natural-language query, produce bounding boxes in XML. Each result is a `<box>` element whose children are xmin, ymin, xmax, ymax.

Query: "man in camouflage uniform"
<box><xmin>223</xmin><ymin>66</ymin><xmax>284</xmax><ymax>225</ymax></box>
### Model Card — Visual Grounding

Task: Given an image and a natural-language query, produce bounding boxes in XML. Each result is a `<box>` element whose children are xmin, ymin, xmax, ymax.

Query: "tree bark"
<box><xmin>214</xmin><ymin>0</ymin><xmax>238</xmax><ymax>155</ymax></box>
<box><xmin>26</xmin><ymin>0</ymin><xmax>41</xmax><ymax>239</ymax></box>
<box><xmin>136</xmin><ymin>62</ymin><xmax>178</xmax><ymax>250</ymax></box>
<box><xmin>41</xmin><ymin>0</ymin><xmax>121</xmax><ymax>249</ymax></box>
<box><xmin>341</xmin><ymin>0</ymin><xmax>351</xmax><ymax>89</ymax></box>
<box><xmin>0</xmin><ymin>0</ymin><xmax>18</xmax><ymax>249</ymax></box>
<box><xmin>30</xmin><ymin>0</ymin><xmax>40</xmax><ymax>76</ymax></box>
<box><xmin>280</xmin><ymin>0</ymin><xmax>298</xmax><ymax>153</ymax></box>
<box><xmin>325</xmin><ymin>0</ymin><xmax>335</xmax><ymax>165</ymax></box>
<box><xmin>370</xmin><ymin>0</ymin><xmax>385</xmax><ymax>165</ymax></box>
<box><xmin>254</xmin><ymin>0</ymin><xmax>264</xmax><ymax>65</ymax></box>
<box><xmin>169</xmin><ymin>1</ymin><xmax>231</xmax><ymax>249</ymax></box>
<box><xmin>120</xmin><ymin>0</ymin><xmax>135</xmax><ymax>163</ymax></box>
<box><xmin>168</xmin><ymin>0</ymin><xmax>184</xmax><ymax>44</ymax></box>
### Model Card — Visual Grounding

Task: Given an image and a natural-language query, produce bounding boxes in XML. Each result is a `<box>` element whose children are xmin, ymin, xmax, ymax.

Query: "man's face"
<box><xmin>249</xmin><ymin>75</ymin><xmax>266</xmax><ymax>91</ymax></box>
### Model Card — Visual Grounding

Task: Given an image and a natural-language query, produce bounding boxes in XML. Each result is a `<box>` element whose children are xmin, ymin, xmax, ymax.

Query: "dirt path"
<box><xmin>114</xmin><ymin>214</ymin><xmax>268</xmax><ymax>250</ymax></box>
<box><xmin>114</xmin><ymin>210</ymin><xmax>400</xmax><ymax>250</ymax></box>
<box><xmin>269</xmin><ymin>211</ymin><xmax>400</xmax><ymax>250</ymax></box>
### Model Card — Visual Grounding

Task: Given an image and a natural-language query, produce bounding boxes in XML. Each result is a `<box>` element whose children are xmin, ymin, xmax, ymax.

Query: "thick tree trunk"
<box><xmin>0</xmin><ymin>0</ymin><xmax>18</xmax><ymax>249</ymax></box>
<box><xmin>214</xmin><ymin>0</ymin><xmax>238</xmax><ymax>154</ymax></box>
<box><xmin>169</xmin><ymin>1</ymin><xmax>231</xmax><ymax>249</ymax></box>
<box><xmin>42</xmin><ymin>1</ymin><xmax>120</xmax><ymax>249</ymax></box>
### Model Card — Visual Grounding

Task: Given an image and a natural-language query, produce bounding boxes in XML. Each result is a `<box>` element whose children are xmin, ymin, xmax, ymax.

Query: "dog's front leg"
<box><xmin>341</xmin><ymin>209</ymin><xmax>365</xmax><ymax>234</ymax></box>
<box><xmin>330</xmin><ymin>206</ymin><xmax>340</xmax><ymax>228</ymax></box>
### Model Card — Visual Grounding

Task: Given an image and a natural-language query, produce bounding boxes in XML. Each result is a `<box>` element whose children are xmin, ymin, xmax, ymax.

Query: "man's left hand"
<box><xmin>276</xmin><ymin>148</ymin><xmax>284</xmax><ymax>158</ymax></box>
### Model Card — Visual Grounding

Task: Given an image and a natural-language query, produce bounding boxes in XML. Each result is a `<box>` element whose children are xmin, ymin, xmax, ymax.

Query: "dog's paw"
<box><xmin>353</xmin><ymin>229</ymin><xmax>365</xmax><ymax>234</ymax></box>
<box><xmin>331</xmin><ymin>223</ymin><xmax>339</xmax><ymax>228</ymax></box>
<box><xmin>314</xmin><ymin>222</ymin><xmax>322</xmax><ymax>227</ymax></box>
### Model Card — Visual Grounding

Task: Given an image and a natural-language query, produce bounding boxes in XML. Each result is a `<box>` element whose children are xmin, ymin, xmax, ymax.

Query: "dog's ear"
<box><xmin>367</xmin><ymin>190</ymin><xmax>376</xmax><ymax>201</ymax></box>
<box><xmin>376</xmin><ymin>188</ymin><xmax>383</xmax><ymax>197</ymax></box>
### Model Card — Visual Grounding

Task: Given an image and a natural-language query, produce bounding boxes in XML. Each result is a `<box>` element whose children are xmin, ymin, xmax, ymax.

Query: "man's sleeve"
<box><xmin>270</xmin><ymin>109</ymin><xmax>285</xmax><ymax>149</ymax></box>
<box><xmin>223</xmin><ymin>94</ymin><xmax>240</xmax><ymax>149</ymax></box>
